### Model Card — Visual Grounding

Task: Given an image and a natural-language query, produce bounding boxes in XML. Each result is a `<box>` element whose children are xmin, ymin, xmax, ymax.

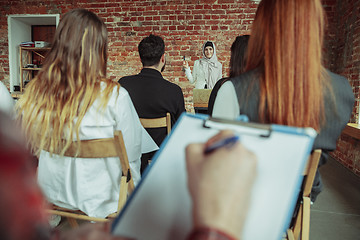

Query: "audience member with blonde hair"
<box><xmin>212</xmin><ymin>0</ymin><xmax>354</xmax><ymax>202</ymax></box>
<box><xmin>16</xmin><ymin>8</ymin><xmax>158</xmax><ymax>219</ymax></box>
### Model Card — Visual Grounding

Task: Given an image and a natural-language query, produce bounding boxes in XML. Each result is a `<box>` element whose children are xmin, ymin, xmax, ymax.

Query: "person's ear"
<box><xmin>161</xmin><ymin>54</ymin><xmax>166</xmax><ymax>63</ymax></box>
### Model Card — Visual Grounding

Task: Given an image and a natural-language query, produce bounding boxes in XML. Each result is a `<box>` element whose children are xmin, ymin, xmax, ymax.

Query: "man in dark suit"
<box><xmin>119</xmin><ymin>34</ymin><xmax>186</xmax><ymax>173</ymax></box>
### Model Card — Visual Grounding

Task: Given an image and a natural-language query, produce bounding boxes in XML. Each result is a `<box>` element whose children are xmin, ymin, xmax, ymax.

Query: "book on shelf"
<box><xmin>20</xmin><ymin>41</ymin><xmax>35</xmax><ymax>47</ymax></box>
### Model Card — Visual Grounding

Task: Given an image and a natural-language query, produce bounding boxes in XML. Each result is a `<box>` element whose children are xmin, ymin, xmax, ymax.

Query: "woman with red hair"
<box><xmin>212</xmin><ymin>0</ymin><xmax>354</xmax><ymax>201</ymax></box>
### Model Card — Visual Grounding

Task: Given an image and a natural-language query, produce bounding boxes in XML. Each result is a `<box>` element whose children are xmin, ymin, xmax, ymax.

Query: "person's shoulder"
<box><xmin>118</xmin><ymin>74</ymin><xmax>139</xmax><ymax>84</ymax></box>
<box><xmin>231</xmin><ymin>68</ymin><xmax>261</xmax><ymax>86</ymax></box>
<box><xmin>0</xmin><ymin>81</ymin><xmax>15</xmax><ymax>116</ymax></box>
<box><xmin>214</xmin><ymin>77</ymin><xmax>229</xmax><ymax>89</ymax></box>
<box><xmin>325</xmin><ymin>69</ymin><xmax>354</xmax><ymax>98</ymax></box>
<box><xmin>194</xmin><ymin>59</ymin><xmax>201</xmax><ymax>66</ymax></box>
<box><xmin>162</xmin><ymin>79</ymin><xmax>183</xmax><ymax>92</ymax></box>
<box><xmin>110</xmin><ymin>85</ymin><xmax>132</xmax><ymax>106</ymax></box>
<box><xmin>326</xmin><ymin>70</ymin><xmax>347</xmax><ymax>82</ymax></box>
<box><xmin>100</xmin><ymin>80</ymin><xmax>127</xmax><ymax>96</ymax></box>
<box><xmin>0</xmin><ymin>81</ymin><xmax>6</xmax><ymax>89</ymax></box>
<box><xmin>326</xmin><ymin>70</ymin><xmax>352</xmax><ymax>90</ymax></box>
<box><xmin>0</xmin><ymin>81</ymin><xmax>9</xmax><ymax>94</ymax></box>
<box><xmin>119</xmin><ymin>75</ymin><xmax>134</xmax><ymax>82</ymax></box>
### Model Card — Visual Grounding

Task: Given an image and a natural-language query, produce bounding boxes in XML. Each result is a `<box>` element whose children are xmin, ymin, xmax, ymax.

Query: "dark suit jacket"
<box><xmin>119</xmin><ymin>68</ymin><xmax>186</xmax><ymax>147</ymax></box>
<box><xmin>229</xmin><ymin>68</ymin><xmax>355</xmax><ymax>152</ymax></box>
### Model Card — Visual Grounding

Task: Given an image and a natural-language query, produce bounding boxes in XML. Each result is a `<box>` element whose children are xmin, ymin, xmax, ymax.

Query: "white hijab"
<box><xmin>199</xmin><ymin>41</ymin><xmax>222</xmax><ymax>89</ymax></box>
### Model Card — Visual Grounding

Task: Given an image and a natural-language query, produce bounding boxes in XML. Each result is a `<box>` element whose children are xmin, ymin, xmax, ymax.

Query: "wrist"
<box><xmin>50</xmin><ymin>228</ymin><xmax>61</xmax><ymax>240</ymax></box>
<box><xmin>187</xmin><ymin>226</ymin><xmax>238</xmax><ymax>240</ymax></box>
<box><xmin>192</xmin><ymin>201</ymin><xmax>246</xmax><ymax>238</ymax></box>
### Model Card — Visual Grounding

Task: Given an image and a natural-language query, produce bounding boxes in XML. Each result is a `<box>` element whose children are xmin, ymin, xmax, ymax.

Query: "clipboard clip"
<box><xmin>203</xmin><ymin>117</ymin><xmax>272</xmax><ymax>138</ymax></box>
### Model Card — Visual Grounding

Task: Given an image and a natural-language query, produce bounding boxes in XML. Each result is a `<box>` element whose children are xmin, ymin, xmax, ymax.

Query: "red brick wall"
<box><xmin>0</xmin><ymin>0</ymin><xmax>359</xmax><ymax>174</ymax></box>
<box><xmin>324</xmin><ymin>0</ymin><xmax>360</xmax><ymax>176</ymax></box>
<box><xmin>0</xmin><ymin>0</ymin><xmax>258</xmax><ymax>111</ymax></box>
<box><xmin>322</xmin><ymin>0</ymin><xmax>337</xmax><ymax>69</ymax></box>
<box><xmin>325</xmin><ymin>0</ymin><xmax>359</xmax><ymax>123</ymax></box>
<box><xmin>332</xmin><ymin>133</ymin><xmax>360</xmax><ymax>176</ymax></box>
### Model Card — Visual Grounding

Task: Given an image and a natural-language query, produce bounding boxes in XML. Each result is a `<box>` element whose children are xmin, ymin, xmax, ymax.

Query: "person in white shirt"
<box><xmin>0</xmin><ymin>81</ymin><xmax>15</xmax><ymax>116</ymax></box>
<box><xmin>16</xmin><ymin>8</ymin><xmax>158</xmax><ymax>219</ymax></box>
<box><xmin>183</xmin><ymin>41</ymin><xmax>222</xmax><ymax>89</ymax></box>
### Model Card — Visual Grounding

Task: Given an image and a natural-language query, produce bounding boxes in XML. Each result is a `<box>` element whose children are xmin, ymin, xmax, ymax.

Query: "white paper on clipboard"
<box><xmin>112</xmin><ymin>113</ymin><xmax>317</xmax><ymax>240</ymax></box>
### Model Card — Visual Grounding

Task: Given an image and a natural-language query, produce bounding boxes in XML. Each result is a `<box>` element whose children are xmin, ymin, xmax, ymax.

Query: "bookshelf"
<box><xmin>19</xmin><ymin>46</ymin><xmax>50</xmax><ymax>92</ymax></box>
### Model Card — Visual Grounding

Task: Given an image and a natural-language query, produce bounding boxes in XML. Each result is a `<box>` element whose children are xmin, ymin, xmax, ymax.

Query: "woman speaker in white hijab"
<box><xmin>183</xmin><ymin>41</ymin><xmax>222</xmax><ymax>89</ymax></box>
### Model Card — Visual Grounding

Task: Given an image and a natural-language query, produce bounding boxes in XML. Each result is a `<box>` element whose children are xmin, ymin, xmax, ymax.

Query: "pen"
<box><xmin>204</xmin><ymin>135</ymin><xmax>240</xmax><ymax>155</ymax></box>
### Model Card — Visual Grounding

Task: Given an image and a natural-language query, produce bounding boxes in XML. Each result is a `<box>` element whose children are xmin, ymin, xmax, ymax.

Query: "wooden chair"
<box><xmin>139</xmin><ymin>112</ymin><xmax>171</xmax><ymax>135</ymax></box>
<box><xmin>193</xmin><ymin>89</ymin><xmax>212</xmax><ymax>114</ymax></box>
<box><xmin>45</xmin><ymin>130</ymin><xmax>134</xmax><ymax>228</ymax></box>
<box><xmin>287</xmin><ymin>149</ymin><xmax>322</xmax><ymax>240</ymax></box>
<box><xmin>139</xmin><ymin>113</ymin><xmax>171</xmax><ymax>165</ymax></box>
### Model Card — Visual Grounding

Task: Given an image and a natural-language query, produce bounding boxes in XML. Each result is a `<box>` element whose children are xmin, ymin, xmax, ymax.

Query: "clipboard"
<box><xmin>112</xmin><ymin>113</ymin><xmax>317</xmax><ymax>240</ymax></box>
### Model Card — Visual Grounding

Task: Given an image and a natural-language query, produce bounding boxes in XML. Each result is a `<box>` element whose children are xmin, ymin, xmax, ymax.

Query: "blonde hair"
<box><xmin>16</xmin><ymin>9</ymin><xmax>118</xmax><ymax>156</ymax></box>
<box><xmin>245</xmin><ymin>0</ymin><xmax>328</xmax><ymax>131</ymax></box>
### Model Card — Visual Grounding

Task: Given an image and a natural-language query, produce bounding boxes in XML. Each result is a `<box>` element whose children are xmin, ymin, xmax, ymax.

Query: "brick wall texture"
<box><xmin>0</xmin><ymin>0</ymin><xmax>258</xmax><ymax>111</ymax></box>
<box><xmin>0</xmin><ymin>0</ymin><xmax>359</xmax><ymax>175</ymax></box>
<box><xmin>324</xmin><ymin>0</ymin><xmax>360</xmax><ymax>176</ymax></box>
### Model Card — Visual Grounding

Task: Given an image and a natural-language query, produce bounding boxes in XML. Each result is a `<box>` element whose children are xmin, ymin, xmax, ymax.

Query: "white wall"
<box><xmin>8</xmin><ymin>17</ymin><xmax>31</xmax><ymax>91</ymax></box>
<box><xmin>7</xmin><ymin>14</ymin><xmax>59</xmax><ymax>92</ymax></box>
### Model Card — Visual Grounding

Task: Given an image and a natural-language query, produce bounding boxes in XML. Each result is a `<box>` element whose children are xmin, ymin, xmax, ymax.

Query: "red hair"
<box><xmin>245</xmin><ymin>0</ymin><xmax>327</xmax><ymax>131</ymax></box>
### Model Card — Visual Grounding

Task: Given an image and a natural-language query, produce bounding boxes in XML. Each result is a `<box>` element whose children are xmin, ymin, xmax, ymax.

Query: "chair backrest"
<box><xmin>41</xmin><ymin>130</ymin><xmax>134</xmax><ymax>225</ymax></box>
<box><xmin>139</xmin><ymin>112</ymin><xmax>171</xmax><ymax>135</ymax></box>
<box><xmin>43</xmin><ymin>130</ymin><xmax>134</xmax><ymax>201</ymax></box>
<box><xmin>288</xmin><ymin>149</ymin><xmax>322</xmax><ymax>240</ymax></box>
<box><xmin>193</xmin><ymin>89</ymin><xmax>212</xmax><ymax>108</ymax></box>
<box><xmin>302</xmin><ymin>149</ymin><xmax>322</xmax><ymax>197</ymax></box>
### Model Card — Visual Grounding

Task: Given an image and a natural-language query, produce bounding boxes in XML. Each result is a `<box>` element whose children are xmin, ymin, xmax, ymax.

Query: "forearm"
<box><xmin>185</xmin><ymin>67</ymin><xmax>195</xmax><ymax>83</ymax></box>
<box><xmin>187</xmin><ymin>227</ymin><xmax>238</xmax><ymax>240</ymax></box>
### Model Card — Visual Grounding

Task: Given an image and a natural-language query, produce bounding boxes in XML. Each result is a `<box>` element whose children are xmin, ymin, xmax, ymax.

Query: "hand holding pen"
<box><xmin>185</xmin><ymin>130</ymin><xmax>257</xmax><ymax>238</ymax></box>
<box><xmin>204</xmin><ymin>134</ymin><xmax>239</xmax><ymax>155</ymax></box>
